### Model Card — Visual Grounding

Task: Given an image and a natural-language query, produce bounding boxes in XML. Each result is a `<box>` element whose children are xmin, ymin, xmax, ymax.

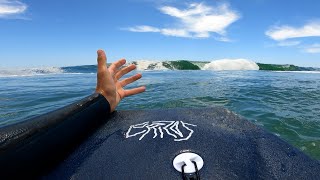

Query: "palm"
<box><xmin>95</xmin><ymin>50</ymin><xmax>145</xmax><ymax>112</ymax></box>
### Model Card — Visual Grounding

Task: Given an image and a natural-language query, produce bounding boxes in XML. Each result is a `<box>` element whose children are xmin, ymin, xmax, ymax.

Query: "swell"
<box><xmin>1</xmin><ymin>61</ymin><xmax>318</xmax><ymax>77</ymax></box>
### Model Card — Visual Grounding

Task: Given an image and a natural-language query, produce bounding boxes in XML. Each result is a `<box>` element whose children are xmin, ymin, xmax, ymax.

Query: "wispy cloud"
<box><xmin>127</xmin><ymin>25</ymin><xmax>161</xmax><ymax>33</ymax></box>
<box><xmin>214</xmin><ymin>36</ymin><xmax>232</xmax><ymax>42</ymax></box>
<box><xmin>266</xmin><ymin>21</ymin><xmax>320</xmax><ymax>41</ymax></box>
<box><xmin>125</xmin><ymin>2</ymin><xmax>240</xmax><ymax>40</ymax></box>
<box><xmin>266</xmin><ymin>21</ymin><xmax>320</xmax><ymax>53</ymax></box>
<box><xmin>303</xmin><ymin>44</ymin><xmax>320</xmax><ymax>54</ymax></box>
<box><xmin>277</xmin><ymin>41</ymin><xmax>301</xmax><ymax>47</ymax></box>
<box><xmin>0</xmin><ymin>0</ymin><xmax>27</xmax><ymax>18</ymax></box>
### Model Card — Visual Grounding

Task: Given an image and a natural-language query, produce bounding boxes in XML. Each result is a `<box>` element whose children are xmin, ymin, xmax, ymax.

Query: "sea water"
<box><xmin>0</xmin><ymin>68</ymin><xmax>319</xmax><ymax>160</ymax></box>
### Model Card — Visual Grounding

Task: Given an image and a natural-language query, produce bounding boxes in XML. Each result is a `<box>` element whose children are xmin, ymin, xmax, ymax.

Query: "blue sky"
<box><xmin>0</xmin><ymin>0</ymin><xmax>320</xmax><ymax>67</ymax></box>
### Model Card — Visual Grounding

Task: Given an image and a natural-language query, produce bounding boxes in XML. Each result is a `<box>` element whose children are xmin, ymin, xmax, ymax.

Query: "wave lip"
<box><xmin>202</xmin><ymin>59</ymin><xmax>259</xmax><ymax>71</ymax></box>
<box><xmin>130</xmin><ymin>60</ymin><xmax>170</xmax><ymax>71</ymax></box>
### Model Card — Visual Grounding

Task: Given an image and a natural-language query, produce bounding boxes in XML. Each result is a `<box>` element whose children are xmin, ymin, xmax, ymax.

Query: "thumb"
<box><xmin>96</xmin><ymin>49</ymin><xmax>109</xmax><ymax>91</ymax></box>
<box><xmin>97</xmin><ymin>49</ymin><xmax>107</xmax><ymax>71</ymax></box>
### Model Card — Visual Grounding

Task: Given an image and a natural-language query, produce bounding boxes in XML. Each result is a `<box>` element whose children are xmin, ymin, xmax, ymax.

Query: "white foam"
<box><xmin>202</xmin><ymin>59</ymin><xmax>259</xmax><ymax>71</ymax></box>
<box><xmin>0</xmin><ymin>67</ymin><xmax>64</xmax><ymax>77</ymax></box>
<box><xmin>130</xmin><ymin>60</ymin><xmax>169</xmax><ymax>70</ymax></box>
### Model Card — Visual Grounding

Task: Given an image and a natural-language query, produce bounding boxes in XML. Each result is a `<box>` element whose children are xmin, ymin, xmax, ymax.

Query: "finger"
<box><xmin>112</xmin><ymin>65</ymin><xmax>123</xmax><ymax>76</ymax></box>
<box><xmin>109</xmin><ymin>59</ymin><xmax>126</xmax><ymax>75</ymax></box>
<box><xmin>97</xmin><ymin>50</ymin><xmax>107</xmax><ymax>73</ymax></box>
<box><xmin>120</xmin><ymin>73</ymin><xmax>142</xmax><ymax>87</ymax></box>
<box><xmin>96</xmin><ymin>50</ymin><xmax>109</xmax><ymax>91</ymax></box>
<box><xmin>115</xmin><ymin>64</ymin><xmax>136</xmax><ymax>80</ymax></box>
<box><xmin>124</xmin><ymin>86</ymin><xmax>146</xmax><ymax>97</ymax></box>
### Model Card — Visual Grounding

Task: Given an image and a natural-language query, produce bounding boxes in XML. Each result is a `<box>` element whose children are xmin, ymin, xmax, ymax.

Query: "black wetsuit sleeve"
<box><xmin>0</xmin><ymin>93</ymin><xmax>111</xmax><ymax>178</ymax></box>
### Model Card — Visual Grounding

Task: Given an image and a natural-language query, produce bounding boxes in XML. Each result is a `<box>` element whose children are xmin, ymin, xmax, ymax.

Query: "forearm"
<box><xmin>0</xmin><ymin>93</ymin><xmax>111</xmax><ymax>177</ymax></box>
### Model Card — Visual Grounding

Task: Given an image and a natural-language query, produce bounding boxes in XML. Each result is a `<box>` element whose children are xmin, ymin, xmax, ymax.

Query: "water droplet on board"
<box><xmin>287</xmin><ymin>151</ymin><xmax>297</xmax><ymax>157</ymax></box>
<box><xmin>281</xmin><ymin>163</ymin><xmax>286</xmax><ymax>172</ymax></box>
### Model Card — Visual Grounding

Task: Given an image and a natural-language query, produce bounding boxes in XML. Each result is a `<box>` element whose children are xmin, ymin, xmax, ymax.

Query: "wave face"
<box><xmin>61</xmin><ymin>65</ymin><xmax>97</xmax><ymax>74</ymax></box>
<box><xmin>132</xmin><ymin>59</ymin><xmax>260</xmax><ymax>71</ymax></box>
<box><xmin>129</xmin><ymin>60</ymin><xmax>201</xmax><ymax>70</ymax></box>
<box><xmin>130</xmin><ymin>61</ymin><xmax>168</xmax><ymax>70</ymax></box>
<box><xmin>203</xmin><ymin>59</ymin><xmax>259</xmax><ymax>71</ymax></box>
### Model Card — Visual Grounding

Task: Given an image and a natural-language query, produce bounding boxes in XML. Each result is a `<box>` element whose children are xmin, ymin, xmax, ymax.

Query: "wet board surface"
<box><xmin>46</xmin><ymin>107</ymin><xmax>320</xmax><ymax>179</ymax></box>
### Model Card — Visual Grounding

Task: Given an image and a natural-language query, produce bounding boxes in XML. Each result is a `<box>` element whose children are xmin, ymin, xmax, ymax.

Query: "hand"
<box><xmin>95</xmin><ymin>50</ymin><xmax>146</xmax><ymax>112</ymax></box>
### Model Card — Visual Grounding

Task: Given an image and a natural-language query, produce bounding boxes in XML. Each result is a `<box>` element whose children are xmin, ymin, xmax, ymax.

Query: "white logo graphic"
<box><xmin>125</xmin><ymin>121</ymin><xmax>197</xmax><ymax>141</ymax></box>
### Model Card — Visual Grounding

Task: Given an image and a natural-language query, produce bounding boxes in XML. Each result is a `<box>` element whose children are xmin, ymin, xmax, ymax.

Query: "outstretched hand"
<box><xmin>95</xmin><ymin>50</ymin><xmax>145</xmax><ymax>112</ymax></box>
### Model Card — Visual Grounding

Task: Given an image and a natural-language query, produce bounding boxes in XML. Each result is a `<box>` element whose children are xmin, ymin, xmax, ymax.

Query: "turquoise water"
<box><xmin>0</xmin><ymin>70</ymin><xmax>319</xmax><ymax>159</ymax></box>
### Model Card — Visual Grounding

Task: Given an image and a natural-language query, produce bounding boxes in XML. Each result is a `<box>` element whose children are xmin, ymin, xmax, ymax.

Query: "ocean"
<box><xmin>0</xmin><ymin>63</ymin><xmax>320</xmax><ymax>160</ymax></box>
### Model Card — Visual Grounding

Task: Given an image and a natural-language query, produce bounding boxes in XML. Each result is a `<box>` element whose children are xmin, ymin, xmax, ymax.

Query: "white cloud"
<box><xmin>303</xmin><ymin>44</ymin><xmax>320</xmax><ymax>54</ymax></box>
<box><xmin>266</xmin><ymin>21</ymin><xmax>320</xmax><ymax>53</ymax></box>
<box><xmin>0</xmin><ymin>0</ymin><xmax>27</xmax><ymax>18</ymax></box>
<box><xmin>277</xmin><ymin>41</ymin><xmax>301</xmax><ymax>47</ymax></box>
<box><xmin>127</xmin><ymin>25</ymin><xmax>161</xmax><ymax>33</ymax></box>
<box><xmin>161</xmin><ymin>28</ymin><xmax>191</xmax><ymax>37</ymax></box>
<box><xmin>214</xmin><ymin>36</ymin><xmax>232</xmax><ymax>42</ymax></box>
<box><xmin>125</xmin><ymin>26</ymin><xmax>191</xmax><ymax>37</ymax></box>
<box><xmin>266</xmin><ymin>21</ymin><xmax>320</xmax><ymax>41</ymax></box>
<box><xmin>126</xmin><ymin>2</ymin><xmax>240</xmax><ymax>40</ymax></box>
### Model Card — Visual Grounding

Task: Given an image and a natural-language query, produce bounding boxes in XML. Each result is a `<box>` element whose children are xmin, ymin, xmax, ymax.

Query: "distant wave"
<box><xmin>0</xmin><ymin>65</ymin><xmax>98</xmax><ymax>77</ymax></box>
<box><xmin>61</xmin><ymin>65</ymin><xmax>97</xmax><ymax>74</ymax></box>
<box><xmin>130</xmin><ymin>61</ymin><xmax>169</xmax><ymax>71</ymax></box>
<box><xmin>130</xmin><ymin>59</ymin><xmax>259</xmax><ymax>71</ymax></box>
<box><xmin>1</xmin><ymin>60</ymin><xmax>318</xmax><ymax>77</ymax></box>
<box><xmin>129</xmin><ymin>60</ymin><xmax>202</xmax><ymax>70</ymax></box>
<box><xmin>129</xmin><ymin>60</ymin><xmax>319</xmax><ymax>71</ymax></box>
<box><xmin>0</xmin><ymin>67</ymin><xmax>64</xmax><ymax>77</ymax></box>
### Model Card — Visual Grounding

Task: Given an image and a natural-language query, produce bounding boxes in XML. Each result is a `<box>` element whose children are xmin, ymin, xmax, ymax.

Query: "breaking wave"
<box><xmin>203</xmin><ymin>59</ymin><xmax>259</xmax><ymax>71</ymax></box>
<box><xmin>129</xmin><ymin>60</ymin><xmax>202</xmax><ymax>70</ymax></box>
<box><xmin>130</xmin><ymin>59</ymin><xmax>260</xmax><ymax>71</ymax></box>
<box><xmin>0</xmin><ymin>67</ymin><xmax>64</xmax><ymax>77</ymax></box>
<box><xmin>1</xmin><ymin>60</ymin><xmax>318</xmax><ymax>77</ymax></box>
<box><xmin>130</xmin><ymin>60</ymin><xmax>168</xmax><ymax>71</ymax></box>
<box><xmin>0</xmin><ymin>65</ymin><xmax>99</xmax><ymax>77</ymax></box>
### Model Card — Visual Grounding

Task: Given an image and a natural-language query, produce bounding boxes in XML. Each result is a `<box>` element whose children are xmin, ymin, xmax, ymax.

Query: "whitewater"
<box><xmin>2</xmin><ymin>59</ymin><xmax>320</xmax><ymax>78</ymax></box>
<box><xmin>0</xmin><ymin>59</ymin><xmax>260</xmax><ymax>77</ymax></box>
<box><xmin>130</xmin><ymin>59</ymin><xmax>259</xmax><ymax>71</ymax></box>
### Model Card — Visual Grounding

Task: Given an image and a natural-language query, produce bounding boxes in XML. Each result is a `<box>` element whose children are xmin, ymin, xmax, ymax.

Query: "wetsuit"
<box><xmin>0</xmin><ymin>93</ymin><xmax>111</xmax><ymax>178</ymax></box>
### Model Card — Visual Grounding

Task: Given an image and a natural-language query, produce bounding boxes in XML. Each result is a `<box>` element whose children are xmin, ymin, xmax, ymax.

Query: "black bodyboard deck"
<box><xmin>46</xmin><ymin>107</ymin><xmax>320</xmax><ymax>179</ymax></box>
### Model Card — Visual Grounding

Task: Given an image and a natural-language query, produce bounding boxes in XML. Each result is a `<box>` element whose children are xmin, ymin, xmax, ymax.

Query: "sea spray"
<box><xmin>0</xmin><ymin>67</ymin><xmax>64</xmax><ymax>77</ymax></box>
<box><xmin>131</xmin><ymin>59</ymin><xmax>259</xmax><ymax>71</ymax></box>
<box><xmin>1</xmin><ymin>61</ymin><xmax>317</xmax><ymax>77</ymax></box>
<box><xmin>130</xmin><ymin>60</ymin><xmax>201</xmax><ymax>70</ymax></box>
<box><xmin>130</xmin><ymin>60</ymin><xmax>169</xmax><ymax>71</ymax></box>
<box><xmin>203</xmin><ymin>59</ymin><xmax>259</xmax><ymax>71</ymax></box>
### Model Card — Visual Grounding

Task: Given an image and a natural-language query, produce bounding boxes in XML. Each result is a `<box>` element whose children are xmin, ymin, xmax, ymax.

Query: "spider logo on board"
<box><xmin>125</xmin><ymin>121</ymin><xmax>197</xmax><ymax>141</ymax></box>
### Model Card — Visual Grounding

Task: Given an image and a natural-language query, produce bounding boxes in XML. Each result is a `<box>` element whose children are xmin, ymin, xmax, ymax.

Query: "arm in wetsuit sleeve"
<box><xmin>0</xmin><ymin>93</ymin><xmax>111</xmax><ymax>177</ymax></box>
<box><xmin>0</xmin><ymin>50</ymin><xmax>146</xmax><ymax>178</ymax></box>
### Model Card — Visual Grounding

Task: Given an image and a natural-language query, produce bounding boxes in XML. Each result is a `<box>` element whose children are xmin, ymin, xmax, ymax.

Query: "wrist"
<box><xmin>95</xmin><ymin>90</ymin><xmax>116</xmax><ymax>112</ymax></box>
